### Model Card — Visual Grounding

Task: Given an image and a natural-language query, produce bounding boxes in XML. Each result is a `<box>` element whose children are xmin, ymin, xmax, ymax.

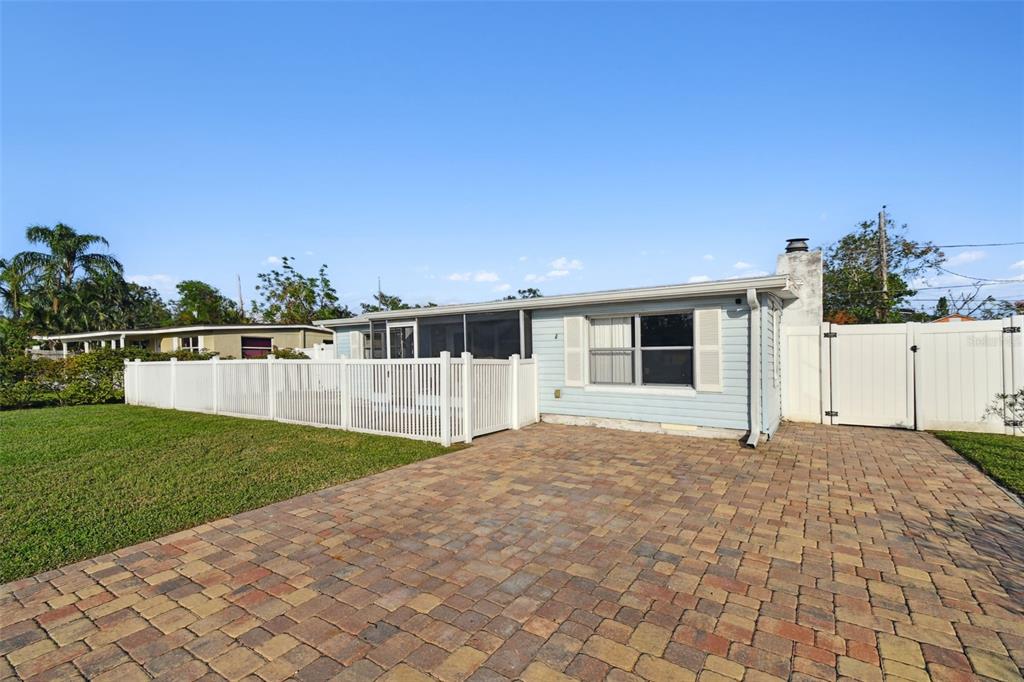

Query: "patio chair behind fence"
<box><xmin>124</xmin><ymin>352</ymin><xmax>538</xmax><ymax>446</ymax></box>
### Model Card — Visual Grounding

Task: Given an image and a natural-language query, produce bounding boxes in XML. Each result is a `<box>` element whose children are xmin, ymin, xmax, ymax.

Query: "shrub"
<box><xmin>985</xmin><ymin>389</ymin><xmax>1024</xmax><ymax>427</ymax></box>
<box><xmin>270</xmin><ymin>346</ymin><xmax>309</xmax><ymax>360</ymax></box>
<box><xmin>0</xmin><ymin>348</ymin><xmax>216</xmax><ymax>410</ymax></box>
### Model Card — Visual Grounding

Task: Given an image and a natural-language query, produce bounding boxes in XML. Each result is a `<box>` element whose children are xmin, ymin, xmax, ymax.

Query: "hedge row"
<box><xmin>0</xmin><ymin>348</ymin><xmax>217</xmax><ymax>410</ymax></box>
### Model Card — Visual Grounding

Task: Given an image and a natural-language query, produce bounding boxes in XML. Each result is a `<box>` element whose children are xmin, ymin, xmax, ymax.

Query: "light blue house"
<box><xmin>316</xmin><ymin>239</ymin><xmax>822</xmax><ymax>445</ymax></box>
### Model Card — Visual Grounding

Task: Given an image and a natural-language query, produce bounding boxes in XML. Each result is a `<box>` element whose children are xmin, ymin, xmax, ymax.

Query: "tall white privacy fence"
<box><xmin>124</xmin><ymin>352</ymin><xmax>538</xmax><ymax>446</ymax></box>
<box><xmin>782</xmin><ymin>315</ymin><xmax>1024</xmax><ymax>435</ymax></box>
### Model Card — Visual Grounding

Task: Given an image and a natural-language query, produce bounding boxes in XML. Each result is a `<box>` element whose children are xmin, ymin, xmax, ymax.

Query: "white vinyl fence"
<box><xmin>125</xmin><ymin>352</ymin><xmax>538</xmax><ymax>446</ymax></box>
<box><xmin>783</xmin><ymin>315</ymin><xmax>1024</xmax><ymax>435</ymax></box>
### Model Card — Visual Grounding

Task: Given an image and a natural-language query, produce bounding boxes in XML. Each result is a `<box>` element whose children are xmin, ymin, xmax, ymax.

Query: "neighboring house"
<box><xmin>931</xmin><ymin>314</ymin><xmax>975</xmax><ymax>323</ymax></box>
<box><xmin>316</xmin><ymin>239</ymin><xmax>823</xmax><ymax>442</ymax></box>
<box><xmin>33</xmin><ymin>324</ymin><xmax>332</xmax><ymax>359</ymax></box>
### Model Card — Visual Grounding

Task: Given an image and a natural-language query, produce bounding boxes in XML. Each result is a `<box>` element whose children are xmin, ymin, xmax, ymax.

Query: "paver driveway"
<box><xmin>2</xmin><ymin>423</ymin><xmax>1023</xmax><ymax>682</ymax></box>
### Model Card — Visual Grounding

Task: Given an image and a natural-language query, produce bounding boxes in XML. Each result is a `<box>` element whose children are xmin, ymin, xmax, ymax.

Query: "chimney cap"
<box><xmin>785</xmin><ymin>238</ymin><xmax>809</xmax><ymax>253</ymax></box>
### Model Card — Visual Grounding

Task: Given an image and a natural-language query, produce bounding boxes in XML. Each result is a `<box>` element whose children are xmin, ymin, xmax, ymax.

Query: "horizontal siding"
<box><xmin>533</xmin><ymin>297</ymin><xmax>751</xmax><ymax>431</ymax></box>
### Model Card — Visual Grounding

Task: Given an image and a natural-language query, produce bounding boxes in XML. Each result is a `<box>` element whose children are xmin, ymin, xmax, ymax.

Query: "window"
<box><xmin>589</xmin><ymin>317</ymin><xmax>634</xmax><ymax>384</ymax></box>
<box><xmin>240</xmin><ymin>336</ymin><xmax>273</xmax><ymax>359</ymax></box>
<box><xmin>129</xmin><ymin>340</ymin><xmax>149</xmax><ymax>349</ymax></box>
<box><xmin>588</xmin><ymin>312</ymin><xmax>694</xmax><ymax>387</ymax></box>
<box><xmin>180</xmin><ymin>336</ymin><xmax>200</xmax><ymax>353</ymax></box>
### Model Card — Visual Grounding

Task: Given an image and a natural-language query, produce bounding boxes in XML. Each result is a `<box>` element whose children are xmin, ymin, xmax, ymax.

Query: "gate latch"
<box><xmin>825</xmin><ymin>410</ymin><xmax>838</xmax><ymax>417</ymax></box>
<box><xmin>910</xmin><ymin>345</ymin><xmax>918</xmax><ymax>352</ymax></box>
<box><xmin>1006</xmin><ymin>419</ymin><xmax>1024</xmax><ymax>427</ymax></box>
<box><xmin>823</xmin><ymin>332</ymin><xmax>837</xmax><ymax>339</ymax></box>
<box><xmin>1004</xmin><ymin>326</ymin><xmax>1021</xmax><ymax>334</ymax></box>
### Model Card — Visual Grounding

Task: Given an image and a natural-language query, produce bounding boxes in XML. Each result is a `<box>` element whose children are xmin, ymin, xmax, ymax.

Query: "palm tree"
<box><xmin>18</xmin><ymin>223</ymin><xmax>123</xmax><ymax>319</ymax></box>
<box><xmin>0</xmin><ymin>255</ymin><xmax>36</xmax><ymax>321</ymax></box>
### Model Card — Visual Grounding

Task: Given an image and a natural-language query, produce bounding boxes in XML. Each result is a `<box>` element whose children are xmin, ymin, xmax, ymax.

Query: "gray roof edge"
<box><xmin>315</xmin><ymin>274</ymin><xmax>792</xmax><ymax>327</ymax></box>
<box><xmin>33</xmin><ymin>324</ymin><xmax>330</xmax><ymax>342</ymax></box>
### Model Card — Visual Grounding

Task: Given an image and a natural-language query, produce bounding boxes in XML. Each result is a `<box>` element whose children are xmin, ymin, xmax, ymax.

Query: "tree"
<box><xmin>171</xmin><ymin>280</ymin><xmax>243</xmax><ymax>325</ymax></box>
<box><xmin>503</xmin><ymin>288</ymin><xmax>542</xmax><ymax>300</ymax></box>
<box><xmin>931</xmin><ymin>286</ymin><xmax>1024</xmax><ymax>320</ymax></box>
<box><xmin>0</xmin><ymin>255</ymin><xmax>36</xmax><ymax>321</ymax></box>
<box><xmin>360</xmin><ymin>291</ymin><xmax>436</xmax><ymax>314</ymax></box>
<box><xmin>17</xmin><ymin>223</ymin><xmax>123</xmax><ymax>321</ymax></box>
<box><xmin>251</xmin><ymin>257</ymin><xmax>352</xmax><ymax>324</ymax></box>
<box><xmin>116</xmin><ymin>283</ymin><xmax>173</xmax><ymax>329</ymax></box>
<box><xmin>823</xmin><ymin>217</ymin><xmax>944</xmax><ymax>323</ymax></box>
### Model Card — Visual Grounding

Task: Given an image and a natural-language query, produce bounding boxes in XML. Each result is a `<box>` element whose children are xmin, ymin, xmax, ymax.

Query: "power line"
<box><xmin>935</xmin><ymin>266</ymin><xmax>1023</xmax><ymax>283</ymax></box>
<box><xmin>832</xmin><ymin>282</ymin><xmax>1019</xmax><ymax>295</ymax></box>
<box><xmin>934</xmin><ymin>241</ymin><xmax>1024</xmax><ymax>248</ymax></box>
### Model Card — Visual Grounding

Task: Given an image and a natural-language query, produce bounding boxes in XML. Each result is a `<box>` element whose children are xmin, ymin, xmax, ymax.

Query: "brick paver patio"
<box><xmin>2</xmin><ymin>423</ymin><xmax>1023</xmax><ymax>681</ymax></box>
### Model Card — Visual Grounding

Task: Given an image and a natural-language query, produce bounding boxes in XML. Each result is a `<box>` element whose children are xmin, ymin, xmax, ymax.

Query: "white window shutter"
<box><xmin>694</xmin><ymin>308</ymin><xmax>723</xmax><ymax>392</ymax></box>
<box><xmin>563</xmin><ymin>316</ymin><xmax>586</xmax><ymax>387</ymax></box>
<box><xmin>348</xmin><ymin>331</ymin><xmax>363</xmax><ymax>359</ymax></box>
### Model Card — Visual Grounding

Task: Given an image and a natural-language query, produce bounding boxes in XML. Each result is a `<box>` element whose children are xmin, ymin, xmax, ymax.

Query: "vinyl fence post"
<box><xmin>439</xmin><ymin>352</ymin><xmax>452</xmax><ymax>446</ymax></box>
<box><xmin>169</xmin><ymin>357</ymin><xmax>178</xmax><ymax>410</ymax></box>
<box><xmin>462</xmin><ymin>352</ymin><xmax>473</xmax><ymax>443</ymax></box>
<box><xmin>211</xmin><ymin>356</ymin><xmax>220</xmax><ymax>415</ymax></box>
<box><xmin>533</xmin><ymin>358</ymin><xmax>540</xmax><ymax>423</ymax></box>
<box><xmin>339</xmin><ymin>358</ymin><xmax>349</xmax><ymax>430</ymax></box>
<box><xmin>510</xmin><ymin>354</ymin><xmax>521</xmax><ymax>430</ymax></box>
<box><xmin>1013</xmin><ymin>315</ymin><xmax>1024</xmax><ymax>437</ymax></box>
<box><xmin>123</xmin><ymin>359</ymin><xmax>130</xmax><ymax>404</ymax></box>
<box><xmin>267</xmin><ymin>355</ymin><xmax>276</xmax><ymax>421</ymax></box>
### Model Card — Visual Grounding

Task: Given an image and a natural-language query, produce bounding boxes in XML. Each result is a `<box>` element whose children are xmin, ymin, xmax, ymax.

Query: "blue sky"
<box><xmin>2</xmin><ymin>1</ymin><xmax>1022</xmax><ymax>312</ymax></box>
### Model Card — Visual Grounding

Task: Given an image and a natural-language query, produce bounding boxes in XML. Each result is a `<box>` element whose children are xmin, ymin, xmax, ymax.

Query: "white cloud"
<box><xmin>733</xmin><ymin>260</ymin><xmax>753</xmax><ymax>270</ymax></box>
<box><xmin>304</xmin><ymin>250</ymin><xmax>314</xmax><ymax>256</ymax></box>
<box><xmin>946</xmin><ymin>250</ymin><xmax>986</xmax><ymax>266</ymax></box>
<box><xmin>493</xmin><ymin>283</ymin><xmax>511</xmax><ymax>292</ymax></box>
<box><xmin>447</xmin><ymin>270</ymin><xmax>500</xmax><ymax>283</ymax></box>
<box><xmin>128</xmin><ymin>274</ymin><xmax>178</xmax><ymax>297</ymax></box>
<box><xmin>1010</xmin><ymin>259</ymin><xmax>1024</xmax><ymax>270</ymax></box>
<box><xmin>265</xmin><ymin>256</ymin><xmax>281</xmax><ymax>265</ymax></box>
<box><xmin>688</xmin><ymin>275</ymin><xmax>711</xmax><ymax>283</ymax></box>
<box><xmin>522</xmin><ymin>257</ymin><xmax>584</xmax><ymax>283</ymax></box>
<box><xmin>702</xmin><ymin>254</ymin><xmax>714</xmax><ymax>261</ymax></box>
<box><xmin>518</xmin><ymin>256</ymin><xmax>528</xmax><ymax>262</ymax></box>
<box><xmin>550</xmin><ymin>257</ymin><xmax>583</xmax><ymax>271</ymax></box>
<box><xmin>727</xmin><ymin>270</ymin><xmax>769</xmax><ymax>279</ymax></box>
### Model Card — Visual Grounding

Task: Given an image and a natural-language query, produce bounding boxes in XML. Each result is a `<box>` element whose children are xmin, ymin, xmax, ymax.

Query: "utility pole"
<box><xmin>878</xmin><ymin>205</ymin><xmax>888</xmax><ymax>322</ymax></box>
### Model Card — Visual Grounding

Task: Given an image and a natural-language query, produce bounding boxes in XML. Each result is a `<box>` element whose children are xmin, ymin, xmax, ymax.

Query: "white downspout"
<box><xmin>746</xmin><ymin>288</ymin><xmax>762</xmax><ymax>447</ymax></box>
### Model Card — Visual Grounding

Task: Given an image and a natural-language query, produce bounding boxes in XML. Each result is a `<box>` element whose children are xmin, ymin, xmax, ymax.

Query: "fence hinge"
<box><xmin>823</xmin><ymin>332</ymin><xmax>837</xmax><ymax>339</ymax></box>
<box><xmin>1004</xmin><ymin>326</ymin><xmax>1021</xmax><ymax>334</ymax></box>
<box><xmin>825</xmin><ymin>410</ymin><xmax>838</xmax><ymax>417</ymax></box>
<box><xmin>1006</xmin><ymin>419</ymin><xmax>1024</xmax><ymax>427</ymax></box>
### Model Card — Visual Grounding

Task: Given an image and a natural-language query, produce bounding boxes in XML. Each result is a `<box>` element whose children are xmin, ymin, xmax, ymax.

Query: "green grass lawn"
<box><xmin>0</xmin><ymin>404</ymin><xmax>459</xmax><ymax>582</ymax></box>
<box><xmin>934</xmin><ymin>430</ymin><xmax>1024</xmax><ymax>498</ymax></box>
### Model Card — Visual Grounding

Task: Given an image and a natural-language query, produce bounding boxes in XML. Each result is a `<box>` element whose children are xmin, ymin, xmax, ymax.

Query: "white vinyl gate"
<box><xmin>784</xmin><ymin>315</ymin><xmax>1023</xmax><ymax>435</ymax></box>
<box><xmin>125</xmin><ymin>352</ymin><xmax>539</xmax><ymax>445</ymax></box>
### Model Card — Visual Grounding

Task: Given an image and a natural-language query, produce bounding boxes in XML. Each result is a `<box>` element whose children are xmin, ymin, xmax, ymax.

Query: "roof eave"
<box><xmin>315</xmin><ymin>274</ymin><xmax>793</xmax><ymax>327</ymax></box>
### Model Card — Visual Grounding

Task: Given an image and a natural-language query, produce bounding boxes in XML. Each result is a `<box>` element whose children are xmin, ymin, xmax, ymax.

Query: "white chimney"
<box><xmin>776</xmin><ymin>237</ymin><xmax>823</xmax><ymax>326</ymax></box>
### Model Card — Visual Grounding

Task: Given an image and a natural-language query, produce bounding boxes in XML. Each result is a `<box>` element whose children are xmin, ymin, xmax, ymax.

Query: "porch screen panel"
<box><xmin>589</xmin><ymin>316</ymin><xmax>633</xmax><ymax>384</ymax></box>
<box><xmin>418</xmin><ymin>315</ymin><xmax>466</xmax><ymax>358</ymax></box>
<box><xmin>467</xmin><ymin>312</ymin><xmax>520</xmax><ymax>359</ymax></box>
